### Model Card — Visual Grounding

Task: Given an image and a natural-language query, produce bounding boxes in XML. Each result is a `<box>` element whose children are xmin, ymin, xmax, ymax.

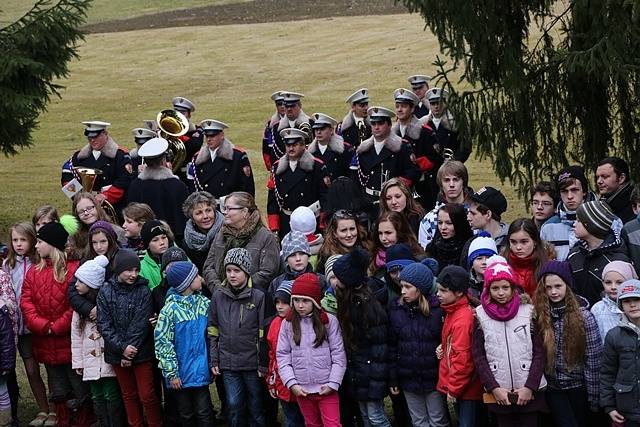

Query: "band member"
<box><xmin>129</xmin><ymin>127</ymin><xmax>156</xmax><ymax>175</ymax></box>
<box><xmin>422</xmin><ymin>88</ymin><xmax>470</xmax><ymax>164</ymax></box>
<box><xmin>172</xmin><ymin>96</ymin><xmax>204</xmax><ymax>180</ymax></box>
<box><xmin>261</xmin><ymin>91</ymin><xmax>286</xmax><ymax>170</ymax></box>
<box><xmin>308</xmin><ymin>113</ymin><xmax>353</xmax><ymax>182</ymax></box>
<box><xmin>186</xmin><ymin>119</ymin><xmax>255</xmax><ymax>198</ymax></box>
<box><xmin>392</xmin><ymin>88</ymin><xmax>441</xmax><ymax>209</ymax></box>
<box><xmin>267</xmin><ymin>128</ymin><xmax>328</xmax><ymax>240</ymax></box>
<box><xmin>61</xmin><ymin>121</ymin><xmax>134</xmax><ymax>206</ymax></box>
<box><xmin>408</xmin><ymin>74</ymin><xmax>432</xmax><ymax>118</ymax></box>
<box><xmin>127</xmin><ymin>137</ymin><xmax>189</xmax><ymax>241</ymax></box>
<box><xmin>351</xmin><ymin>107</ymin><xmax>420</xmax><ymax>207</ymax></box>
<box><xmin>265</xmin><ymin>91</ymin><xmax>314</xmax><ymax>172</ymax></box>
<box><xmin>338</xmin><ymin>88</ymin><xmax>372</xmax><ymax>148</ymax></box>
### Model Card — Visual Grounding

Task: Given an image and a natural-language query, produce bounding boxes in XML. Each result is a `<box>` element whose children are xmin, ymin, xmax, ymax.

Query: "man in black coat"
<box><xmin>596</xmin><ymin>157</ymin><xmax>635</xmax><ymax>223</ymax></box>
<box><xmin>339</xmin><ymin>88</ymin><xmax>371</xmax><ymax>149</ymax></box>
<box><xmin>129</xmin><ymin>127</ymin><xmax>156</xmax><ymax>176</ymax></box>
<box><xmin>186</xmin><ymin>119</ymin><xmax>255</xmax><ymax>198</ymax></box>
<box><xmin>261</xmin><ymin>91</ymin><xmax>286</xmax><ymax>170</ymax></box>
<box><xmin>172</xmin><ymin>96</ymin><xmax>204</xmax><ymax>182</ymax></box>
<box><xmin>308</xmin><ymin>113</ymin><xmax>353</xmax><ymax>183</ymax></box>
<box><xmin>408</xmin><ymin>74</ymin><xmax>432</xmax><ymax>118</ymax></box>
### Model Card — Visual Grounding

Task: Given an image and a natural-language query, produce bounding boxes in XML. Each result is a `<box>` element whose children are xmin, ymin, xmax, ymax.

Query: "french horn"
<box><xmin>157</xmin><ymin>109</ymin><xmax>188</xmax><ymax>173</ymax></box>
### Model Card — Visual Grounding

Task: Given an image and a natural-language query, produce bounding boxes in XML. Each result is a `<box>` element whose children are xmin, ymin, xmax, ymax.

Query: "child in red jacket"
<box><xmin>266</xmin><ymin>281</ymin><xmax>305</xmax><ymax>427</ymax></box>
<box><xmin>20</xmin><ymin>223</ymin><xmax>93</xmax><ymax>427</ymax></box>
<box><xmin>435</xmin><ymin>265</ymin><xmax>485</xmax><ymax>427</ymax></box>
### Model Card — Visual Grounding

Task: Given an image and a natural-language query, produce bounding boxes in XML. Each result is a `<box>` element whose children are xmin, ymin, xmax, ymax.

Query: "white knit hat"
<box><xmin>75</xmin><ymin>255</ymin><xmax>109</xmax><ymax>289</ymax></box>
<box><xmin>290</xmin><ymin>206</ymin><xmax>316</xmax><ymax>235</ymax></box>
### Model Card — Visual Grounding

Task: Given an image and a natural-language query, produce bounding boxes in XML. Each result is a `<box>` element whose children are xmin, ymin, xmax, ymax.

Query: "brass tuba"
<box><xmin>74</xmin><ymin>167</ymin><xmax>119</xmax><ymax>222</ymax></box>
<box><xmin>157</xmin><ymin>109</ymin><xmax>188</xmax><ymax>173</ymax></box>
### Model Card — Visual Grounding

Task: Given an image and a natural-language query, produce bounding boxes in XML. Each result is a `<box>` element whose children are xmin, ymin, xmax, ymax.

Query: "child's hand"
<box><xmin>291</xmin><ymin>385</ymin><xmax>308</xmax><ymax>397</ymax></box>
<box><xmin>123</xmin><ymin>345</ymin><xmax>137</xmax><ymax>359</ymax></box>
<box><xmin>211</xmin><ymin>366</ymin><xmax>220</xmax><ymax>377</ymax></box>
<box><xmin>269</xmin><ymin>389</ymin><xmax>278</xmax><ymax>399</ymax></box>
<box><xmin>170</xmin><ymin>378</ymin><xmax>182</xmax><ymax>390</ymax></box>
<box><xmin>258</xmin><ymin>370</ymin><xmax>265</xmax><ymax>378</ymax></box>
<box><xmin>435</xmin><ymin>344</ymin><xmax>443</xmax><ymax>360</ymax></box>
<box><xmin>89</xmin><ymin>307</ymin><xmax>97</xmax><ymax>321</ymax></box>
<box><xmin>492</xmin><ymin>387</ymin><xmax>510</xmax><ymax>405</ymax></box>
<box><xmin>446</xmin><ymin>393</ymin><xmax>456</xmax><ymax>404</ymax></box>
<box><xmin>609</xmin><ymin>410</ymin><xmax>625</xmax><ymax>423</ymax></box>
<box><xmin>318</xmin><ymin>385</ymin><xmax>333</xmax><ymax>396</ymax></box>
<box><xmin>120</xmin><ymin>359</ymin><xmax>132</xmax><ymax>367</ymax></box>
<box><xmin>389</xmin><ymin>387</ymin><xmax>400</xmax><ymax>395</ymax></box>
<box><xmin>75</xmin><ymin>368</ymin><xmax>83</xmax><ymax>376</ymax></box>
<box><xmin>149</xmin><ymin>314</ymin><xmax>158</xmax><ymax>328</ymax></box>
<box><xmin>515</xmin><ymin>387</ymin><xmax>533</xmax><ymax>405</ymax></box>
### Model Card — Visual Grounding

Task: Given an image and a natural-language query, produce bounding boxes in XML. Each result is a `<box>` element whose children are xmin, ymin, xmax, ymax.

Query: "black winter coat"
<box><xmin>96</xmin><ymin>276</ymin><xmax>154</xmax><ymax>365</ymax></box>
<box><xmin>342</xmin><ymin>290</ymin><xmax>390</xmax><ymax>401</ymax></box>
<box><xmin>388</xmin><ymin>297</ymin><xmax>443</xmax><ymax>394</ymax></box>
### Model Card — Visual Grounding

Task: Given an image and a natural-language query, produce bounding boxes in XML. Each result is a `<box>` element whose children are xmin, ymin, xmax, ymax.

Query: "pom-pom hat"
<box><xmin>483</xmin><ymin>255</ymin><xmax>517</xmax><ymax>288</ymax></box>
<box><xmin>75</xmin><ymin>255</ymin><xmax>109</xmax><ymax>289</ymax></box>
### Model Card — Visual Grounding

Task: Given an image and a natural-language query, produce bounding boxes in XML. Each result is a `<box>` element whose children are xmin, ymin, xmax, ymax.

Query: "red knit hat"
<box><xmin>483</xmin><ymin>255</ymin><xmax>517</xmax><ymax>288</ymax></box>
<box><xmin>291</xmin><ymin>273</ymin><xmax>322</xmax><ymax>309</ymax></box>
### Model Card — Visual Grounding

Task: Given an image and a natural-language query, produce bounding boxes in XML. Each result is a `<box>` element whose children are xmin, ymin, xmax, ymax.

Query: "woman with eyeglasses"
<box><xmin>180</xmin><ymin>191</ymin><xmax>224</xmax><ymax>276</ymax></box>
<box><xmin>203</xmin><ymin>192</ymin><xmax>280</xmax><ymax>294</ymax></box>
<box><xmin>315</xmin><ymin>210</ymin><xmax>371</xmax><ymax>275</ymax></box>
<box><xmin>71</xmin><ymin>192</ymin><xmax>125</xmax><ymax>258</ymax></box>
<box><xmin>379</xmin><ymin>178</ymin><xmax>424</xmax><ymax>239</ymax></box>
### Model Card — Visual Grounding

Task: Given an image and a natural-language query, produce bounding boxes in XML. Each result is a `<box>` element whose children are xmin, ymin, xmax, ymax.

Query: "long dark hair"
<box><xmin>437</xmin><ymin>203</ymin><xmax>472</xmax><ymax>241</ymax></box>
<box><xmin>336</xmin><ymin>283</ymin><xmax>387</xmax><ymax>352</ymax></box>
<box><xmin>290</xmin><ymin>305</ymin><xmax>327</xmax><ymax>348</ymax></box>
<box><xmin>369</xmin><ymin>211</ymin><xmax>424</xmax><ymax>274</ymax></box>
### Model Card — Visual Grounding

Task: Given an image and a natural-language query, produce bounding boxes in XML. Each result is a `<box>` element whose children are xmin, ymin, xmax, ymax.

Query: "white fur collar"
<box><xmin>77</xmin><ymin>137</ymin><xmax>119</xmax><ymax>160</ymax></box>
<box><xmin>341</xmin><ymin>112</ymin><xmax>369</xmax><ymax>131</ymax></box>
<box><xmin>392</xmin><ymin>116</ymin><xmax>423</xmax><ymax>140</ymax></box>
<box><xmin>308</xmin><ymin>133</ymin><xmax>345</xmax><ymax>154</ymax></box>
<box><xmin>421</xmin><ymin>111</ymin><xmax>456</xmax><ymax>130</ymax></box>
<box><xmin>275</xmin><ymin>150</ymin><xmax>316</xmax><ymax>175</ymax></box>
<box><xmin>356</xmin><ymin>132</ymin><xmax>403</xmax><ymax>154</ymax></box>
<box><xmin>269</xmin><ymin>112</ymin><xmax>282</xmax><ymax>128</ymax></box>
<box><xmin>194</xmin><ymin>138</ymin><xmax>234</xmax><ymax>165</ymax></box>
<box><xmin>278</xmin><ymin>110</ymin><xmax>310</xmax><ymax>129</ymax></box>
<box><xmin>138</xmin><ymin>166</ymin><xmax>177</xmax><ymax>180</ymax></box>
<box><xmin>130</xmin><ymin>147</ymin><xmax>139</xmax><ymax>159</ymax></box>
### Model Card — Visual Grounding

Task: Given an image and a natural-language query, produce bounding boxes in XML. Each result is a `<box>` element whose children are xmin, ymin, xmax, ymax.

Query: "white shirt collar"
<box><xmin>318</xmin><ymin>143</ymin><xmax>328</xmax><ymax>154</ymax></box>
<box><xmin>374</xmin><ymin>137</ymin><xmax>385</xmax><ymax>155</ymax></box>
<box><xmin>290</xmin><ymin>160</ymin><xmax>298</xmax><ymax>171</ymax></box>
<box><xmin>92</xmin><ymin>150</ymin><xmax>101</xmax><ymax>160</ymax></box>
<box><xmin>209</xmin><ymin>148</ymin><xmax>219</xmax><ymax>162</ymax></box>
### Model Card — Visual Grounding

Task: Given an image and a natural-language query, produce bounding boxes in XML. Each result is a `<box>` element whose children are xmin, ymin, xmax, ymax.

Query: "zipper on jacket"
<box><xmin>239</xmin><ymin>303</ymin><xmax>244</xmax><ymax>327</ymax></box>
<box><xmin>504</xmin><ymin>323</ymin><xmax>515</xmax><ymax>391</ymax></box>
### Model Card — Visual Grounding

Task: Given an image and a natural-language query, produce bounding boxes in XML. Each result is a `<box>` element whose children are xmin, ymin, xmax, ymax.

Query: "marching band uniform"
<box><xmin>129</xmin><ymin>127</ymin><xmax>156</xmax><ymax>176</ymax></box>
<box><xmin>172</xmin><ymin>97</ymin><xmax>203</xmax><ymax>182</ymax></box>
<box><xmin>61</xmin><ymin>121</ymin><xmax>134</xmax><ymax>205</ymax></box>
<box><xmin>338</xmin><ymin>88</ymin><xmax>372</xmax><ymax>149</ymax></box>
<box><xmin>308</xmin><ymin>113</ymin><xmax>353</xmax><ymax>182</ymax></box>
<box><xmin>261</xmin><ymin>91</ymin><xmax>285</xmax><ymax>170</ymax></box>
<box><xmin>186</xmin><ymin>119</ymin><xmax>255</xmax><ymax>198</ymax></box>
<box><xmin>351</xmin><ymin>107</ymin><xmax>420</xmax><ymax>205</ymax></box>
<box><xmin>408</xmin><ymin>75</ymin><xmax>432</xmax><ymax>119</ymax></box>
<box><xmin>267</xmin><ymin>128</ymin><xmax>328</xmax><ymax>240</ymax></box>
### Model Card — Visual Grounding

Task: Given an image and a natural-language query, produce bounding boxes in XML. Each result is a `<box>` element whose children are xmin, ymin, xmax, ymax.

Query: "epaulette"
<box><xmin>118</xmin><ymin>146</ymin><xmax>130</xmax><ymax>154</ymax></box>
<box><xmin>233</xmin><ymin>146</ymin><xmax>246</xmax><ymax>154</ymax></box>
<box><xmin>313</xmin><ymin>157</ymin><xmax>325</xmax><ymax>165</ymax></box>
<box><xmin>422</xmin><ymin>123</ymin><xmax>434</xmax><ymax>133</ymax></box>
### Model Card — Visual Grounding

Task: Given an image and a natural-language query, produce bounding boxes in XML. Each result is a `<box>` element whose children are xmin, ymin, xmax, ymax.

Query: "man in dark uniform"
<box><xmin>338</xmin><ymin>88</ymin><xmax>371</xmax><ymax>149</ymax></box>
<box><xmin>266</xmin><ymin>91</ymin><xmax>314</xmax><ymax>171</ymax></box>
<box><xmin>61</xmin><ymin>121</ymin><xmax>134</xmax><ymax>207</ymax></box>
<box><xmin>129</xmin><ymin>127</ymin><xmax>156</xmax><ymax>176</ymax></box>
<box><xmin>408</xmin><ymin>74</ymin><xmax>432</xmax><ymax>118</ymax></box>
<box><xmin>392</xmin><ymin>88</ymin><xmax>441</xmax><ymax>210</ymax></box>
<box><xmin>261</xmin><ymin>91</ymin><xmax>286</xmax><ymax>170</ymax></box>
<box><xmin>126</xmin><ymin>137</ymin><xmax>189</xmax><ymax>241</ymax></box>
<box><xmin>172</xmin><ymin>96</ymin><xmax>204</xmax><ymax>181</ymax></box>
<box><xmin>308</xmin><ymin>113</ymin><xmax>353</xmax><ymax>183</ymax></box>
<box><xmin>267</xmin><ymin>128</ymin><xmax>328</xmax><ymax>240</ymax></box>
<box><xmin>351</xmin><ymin>107</ymin><xmax>420</xmax><ymax>208</ymax></box>
<box><xmin>186</xmin><ymin>119</ymin><xmax>255</xmax><ymax>199</ymax></box>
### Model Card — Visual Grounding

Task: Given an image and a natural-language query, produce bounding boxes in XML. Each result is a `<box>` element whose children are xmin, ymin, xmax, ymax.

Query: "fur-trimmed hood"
<box><xmin>308</xmin><ymin>133</ymin><xmax>345</xmax><ymax>154</ymax></box>
<box><xmin>341</xmin><ymin>112</ymin><xmax>369</xmax><ymax>131</ymax></box>
<box><xmin>76</xmin><ymin>136</ymin><xmax>120</xmax><ymax>160</ymax></box>
<box><xmin>275</xmin><ymin>150</ymin><xmax>316</xmax><ymax>175</ymax></box>
<box><xmin>193</xmin><ymin>138</ymin><xmax>235</xmax><ymax>165</ymax></box>
<box><xmin>278</xmin><ymin>110</ymin><xmax>311</xmax><ymax>130</ymax></box>
<box><xmin>392</xmin><ymin>116</ymin><xmax>423</xmax><ymax>140</ymax></box>
<box><xmin>356</xmin><ymin>132</ymin><xmax>403</xmax><ymax>154</ymax></box>
<box><xmin>137</xmin><ymin>165</ymin><xmax>178</xmax><ymax>180</ymax></box>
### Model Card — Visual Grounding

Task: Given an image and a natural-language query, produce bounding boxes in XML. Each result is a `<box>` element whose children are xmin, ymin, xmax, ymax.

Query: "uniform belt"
<box><xmin>365</xmin><ymin>187</ymin><xmax>381</xmax><ymax>197</ymax></box>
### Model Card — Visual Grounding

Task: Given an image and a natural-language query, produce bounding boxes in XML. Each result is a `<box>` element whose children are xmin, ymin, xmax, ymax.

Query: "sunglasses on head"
<box><xmin>333</xmin><ymin>209</ymin><xmax>356</xmax><ymax>219</ymax></box>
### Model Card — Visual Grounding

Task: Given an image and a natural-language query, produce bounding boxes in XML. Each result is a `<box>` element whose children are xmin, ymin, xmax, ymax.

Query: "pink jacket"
<box><xmin>71</xmin><ymin>311</ymin><xmax>115</xmax><ymax>381</ymax></box>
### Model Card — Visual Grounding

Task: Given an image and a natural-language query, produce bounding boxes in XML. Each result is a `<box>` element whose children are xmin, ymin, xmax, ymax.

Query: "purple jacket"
<box><xmin>277</xmin><ymin>313</ymin><xmax>346</xmax><ymax>393</ymax></box>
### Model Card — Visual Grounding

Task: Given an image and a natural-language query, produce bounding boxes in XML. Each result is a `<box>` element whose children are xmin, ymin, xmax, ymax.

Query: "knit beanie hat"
<box><xmin>602</xmin><ymin>260</ymin><xmax>638</xmax><ymax>281</ymax></box>
<box><xmin>75</xmin><ymin>255</ymin><xmax>109</xmax><ymax>289</ymax></box>
<box><xmin>89</xmin><ymin>220</ymin><xmax>117</xmax><ymax>240</ymax></box>
<box><xmin>467</xmin><ymin>232</ymin><xmax>498</xmax><ymax>267</ymax></box>
<box><xmin>437</xmin><ymin>265</ymin><xmax>470</xmax><ymax>293</ymax></box>
<box><xmin>36</xmin><ymin>222</ymin><xmax>69</xmax><ymax>251</ymax></box>
<box><xmin>399</xmin><ymin>260</ymin><xmax>438</xmax><ymax>295</ymax></box>
<box><xmin>161</xmin><ymin>246</ymin><xmax>188</xmax><ymax>272</ymax></box>
<box><xmin>291</xmin><ymin>273</ymin><xmax>322</xmax><ymax>309</ymax></box>
<box><xmin>576</xmin><ymin>201</ymin><xmax>616</xmax><ymax>239</ymax></box>
<box><xmin>290</xmin><ymin>207</ymin><xmax>316</xmax><ymax>235</ymax></box>
<box><xmin>483</xmin><ymin>255</ymin><xmax>517</xmax><ymax>288</ymax></box>
<box><xmin>324</xmin><ymin>254</ymin><xmax>342</xmax><ymax>281</ymax></box>
<box><xmin>385</xmin><ymin>243</ymin><xmax>415</xmax><ymax>271</ymax></box>
<box><xmin>555</xmin><ymin>165</ymin><xmax>589</xmax><ymax>193</ymax></box>
<box><xmin>537</xmin><ymin>260</ymin><xmax>574</xmax><ymax>288</ymax></box>
<box><xmin>281</xmin><ymin>231</ymin><xmax>310</xmax><ymax>261</ymax></box>
<box><xmin>112</xmin><ymin>249</ymin><xmax>141</xmax><ymax>276</ymax></box>
<box><xmin>166</xmin><ymin>261</ymin><xmax>198</xmax><ymax>293</ymax></box>
<box><xmin>141</xmin><ymin>220</ymin><xmax>168</xmax><ymax>248</ymax></box>
<box><xmin>224</xmin><ymin>248</ymin><xmax>252</xmax><ymax>275</ymax></box>
<box><xmin>274</xmin><ymin>280</ymin><xmax>294</xmax><ymax>304</ymax></box>
<box><xmin>333</xmin><ymin>247</ymin><xmax>369</xmax><ymax>288</ymax></box>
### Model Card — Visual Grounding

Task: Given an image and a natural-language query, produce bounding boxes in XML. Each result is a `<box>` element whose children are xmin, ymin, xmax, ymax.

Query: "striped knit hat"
<box><xmin>576</xmin><ymin>200</ymin><xmax>616</xmax><ymax>239</ymax></box>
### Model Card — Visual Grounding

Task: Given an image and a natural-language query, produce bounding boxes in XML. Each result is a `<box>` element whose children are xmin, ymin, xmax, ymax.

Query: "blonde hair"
<box><xmin>32</xmin><ymin>205</ymin><xmax>59</xmax><ymax>227</ymax></box>
<box><xmin>398</xmin><ymin>285</ymin><xmax>431</xmax><ymax>317</ymax></box>
<box><xmin>36</xmin><ymin>246</ymin><xmax>68</xmax><ymax>283</ymax></box>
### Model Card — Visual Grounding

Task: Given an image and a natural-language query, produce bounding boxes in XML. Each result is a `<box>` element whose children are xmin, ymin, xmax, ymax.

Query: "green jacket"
<box><xmin>140</xmin><ymin>251</ymin><xmax>162</xmax><ymax>290</ymax></box>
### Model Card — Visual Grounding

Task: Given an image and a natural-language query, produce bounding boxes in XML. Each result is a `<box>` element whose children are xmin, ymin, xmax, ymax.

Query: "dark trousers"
<box><xmin>222</xmin><ymin>370</ymin><xmax>265</xmax><ymax>427</ymax></box>
<box><xmin>280</xmin><ymin>400</ymin><xmax>305</xmax><ymax>427</ymax></box>
<box><xmin>339</xmin><ymin>388</ymin><xmax>363</xmax><ymax>427</ymax></box>
<box><xmin>546</xmin><ymin>386</ymin><xmax>587</xmax><ymax>427</ymax></box>
<box><xmin>175</xmin><ymin>385</ymin><xmax>214</xmax><ymax>427</ymax></box>
<box><xmin>494</xmin><ymin>412</ymin><xmax>538</xmax><ymax>427</ymax></box>
<box><xmin>390</xmin><ymin>390</ymin><xmax>411</xmax><ymax>427</ymax></box>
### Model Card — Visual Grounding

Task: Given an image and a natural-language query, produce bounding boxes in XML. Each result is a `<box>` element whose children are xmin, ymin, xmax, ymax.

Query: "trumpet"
<box><xmin>74</xmin><ymin>167</ymin><xmax>119</xmax><ymax>222</ymax></box>
<box><xmin>157</xmin><ymin>109</ymin><xmax>188</xmax><ymax>173</ymax></box>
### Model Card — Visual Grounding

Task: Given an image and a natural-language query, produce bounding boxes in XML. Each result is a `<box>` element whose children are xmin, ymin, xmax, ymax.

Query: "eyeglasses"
<box><xmin>221</xmin><ymin>206</ymin><xmax>245</xmax><ymax>213</ymax></box>
<box><xmin>77</xmin><ymin>206</ymin><xmax>96</xmax><ymax>216</ymax></box>
<box><xmin>531</xmin><ymin>201</ymin><xmax>554</xmax><ymax>208</ymax></box>
<box><xmin>333</xmin><ymin>209</ymin><xmax>356</xmax><ymax>219</ymax></box>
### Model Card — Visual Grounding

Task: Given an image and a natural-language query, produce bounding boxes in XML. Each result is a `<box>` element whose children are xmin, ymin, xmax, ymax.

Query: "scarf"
<box><xmin>183</xmin><ymin>213</ymin><xmax>224</xmax><ymax>252</ymax></box>
<box><xmin>375</xmin><ymin>248</ymin><xmax>387</xmax><ymax>269</ymax></box>
<box><xmin>480</xmin><ymin>288</ymin><xmax>521</xmax><ymax>321</ymax></box>
<box><xmin>428</xmin><ymin>234</ymin><xmax>466</xmax><ymax>267</ymax></box>
<box><xmin>217</xmin><ymin>210</ymin><xmax>262</xmax><ymax>281</ymax></box>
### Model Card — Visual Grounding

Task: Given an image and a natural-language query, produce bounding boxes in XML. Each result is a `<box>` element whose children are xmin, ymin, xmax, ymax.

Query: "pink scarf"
<box><xmin>375</xmin><ymin>248</ymin><xmax>387</xmax><ymax>269</ymax></box>
<box><xmin>480</xmin><ymin>288</ymin><xmax>521</xmax><ymax>321</ymax></box>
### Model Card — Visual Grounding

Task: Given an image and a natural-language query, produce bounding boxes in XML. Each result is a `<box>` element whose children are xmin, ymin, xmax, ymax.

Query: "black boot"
<box><xmin>93</xmin><ymin>399</ymin><xmax>107</xmax><ymax>427</ymax></box>
<box><xmin>104</xmin><ymin>399</ymin><xmax>126</xmax><ymax>427</ymax></box>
